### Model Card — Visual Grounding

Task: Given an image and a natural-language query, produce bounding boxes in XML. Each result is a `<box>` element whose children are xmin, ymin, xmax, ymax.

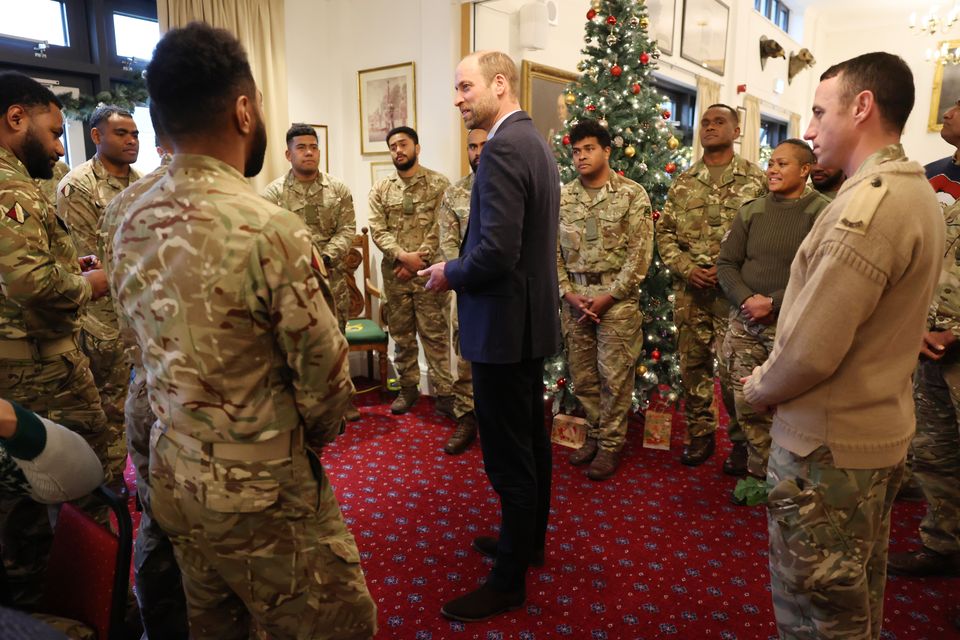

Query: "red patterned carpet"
<box><xmin>317</xmin><ymin>386</ymin><xmax>960</xmax><ymax>640</ymax></box>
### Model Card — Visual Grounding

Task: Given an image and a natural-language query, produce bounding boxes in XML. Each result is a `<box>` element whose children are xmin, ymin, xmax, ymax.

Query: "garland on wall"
<box><xmin>56</xmin><ymin>75</ymin><xmax>148</xmax><ymax>123</ymax></box>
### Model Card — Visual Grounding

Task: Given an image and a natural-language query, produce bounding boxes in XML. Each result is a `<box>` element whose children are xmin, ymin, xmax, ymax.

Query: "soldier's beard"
<box><xmin>21</xmin><ymin>127</ymin><xmax>54</xmax><ymax>179</ymax></box>
<box><xmin>394</xmin><ymin>155</ymin><xmax>417</xmax><ymax>172</ymax></box>
<box><xmin>244</xmin><ymin>119</ymin><xmax>268</xmax><ymax>178</ymax></box>
<box><xmin>813</xmin><ymin>171</ymin><xmax>843</xmax><ymax>192</ymax></box>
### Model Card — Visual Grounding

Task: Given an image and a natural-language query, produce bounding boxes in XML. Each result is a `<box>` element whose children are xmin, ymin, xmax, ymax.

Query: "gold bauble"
<box><xmin>591</xmin><ymin>0</ymin><xmax>602</xmax><ymax>9</ymax></box>
<box><xmin>565</xmin><ymin>92</ymin><xmax>577</xmax><ymax>105</ymax></box>
<box><xmin>640</xmin><ymin>17</ymin><xmax>650</xmax><ymax>29</ymax></box>
<box><xmin>667</xmin><ymin>136</ymin><xmax>680</xmax><ymax>150</ymax></box>
<box><xmin>637</xmin><ymin>365</ymin><xmax>648</xmax><ymax>375</ymax></box>
<box><xmin>624</xmin><ymin>145</ymin><xmax>636</xmax><ymax>158</ymax></box>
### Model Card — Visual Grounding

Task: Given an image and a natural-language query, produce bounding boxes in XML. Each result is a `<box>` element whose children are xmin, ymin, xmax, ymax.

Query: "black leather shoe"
<box><xmin>888</xmin><ymin>547</ymin><xmax>960</xmax><ymax>577</ymax></box>
<box><xmin>441</xmin><ymin>582</ymin><xmax>525</xmax><ymax>622</ymax></box>
<box><xmin>472</xmin><ymin>535</ymin><xmax>544</xmax><ymax>567</ymax></box>
<box><xmin>680</xmin><ymin>434</ymin><xmax>715</xmax><ymax>466</ymax></box>
<box><xmin>722</xmin><ymin>441</ymin><xmax>748</xmax><ymax>476</ymax></box>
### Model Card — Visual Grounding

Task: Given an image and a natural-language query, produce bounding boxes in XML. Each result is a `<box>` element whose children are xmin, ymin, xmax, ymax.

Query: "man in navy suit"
<box><xmin>420</xmin><ymin>50</ymin><xmax>560</xmax><ymax>621</ymax></box>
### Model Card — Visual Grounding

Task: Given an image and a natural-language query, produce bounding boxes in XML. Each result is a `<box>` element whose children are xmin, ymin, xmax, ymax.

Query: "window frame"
<box><xmin>652</xmin><ymin>75</ymin><xmax>697</xmax><ymax>149</ymax></box>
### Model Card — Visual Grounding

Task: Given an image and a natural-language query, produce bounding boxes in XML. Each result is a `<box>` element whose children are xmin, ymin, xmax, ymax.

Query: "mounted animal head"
<box><xmin>760</xmin><ymin>36</ymin><xmax>785</xmax><ymax>70</ymax></box>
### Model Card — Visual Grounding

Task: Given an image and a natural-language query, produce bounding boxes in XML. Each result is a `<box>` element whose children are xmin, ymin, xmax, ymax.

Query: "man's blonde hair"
<box><xmin>475</xmin><ymin>50</ymin><xmax>518</xmax><ymax>99</ymax></box>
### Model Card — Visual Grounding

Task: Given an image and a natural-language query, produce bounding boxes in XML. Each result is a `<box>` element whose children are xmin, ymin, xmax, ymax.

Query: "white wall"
<box><xmin>806</xmin><ymin>5</ymin><xmax>955</xmax><ymax>165</ymax></box>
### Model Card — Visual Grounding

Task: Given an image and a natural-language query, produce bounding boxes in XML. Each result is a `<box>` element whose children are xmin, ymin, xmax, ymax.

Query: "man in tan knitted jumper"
<box><xmin>743</xmin><ymin>53</ymin><xmax>945</xmax><ymax>639</ymax></box>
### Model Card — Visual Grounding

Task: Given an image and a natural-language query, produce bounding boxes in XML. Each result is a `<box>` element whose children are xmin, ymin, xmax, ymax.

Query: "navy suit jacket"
<box><xmin>444</xmin><ymin>111</ymin><xmax>561</xmax><ymax>364</ymax></box>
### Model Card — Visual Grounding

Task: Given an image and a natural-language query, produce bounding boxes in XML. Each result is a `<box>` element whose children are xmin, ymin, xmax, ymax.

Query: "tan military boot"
<box><xmin>345</xmin><ymin>403</ymin><xmax>361</xmax><ymax>422</ymax></box>
<box><xmin>435</xmin><ymin>395</ymin><xmax>456</xmax><ymax>420</ymax></box>
<box><xmin>568</xmin><ymin>437</ymin><xmax>598</xmax><ymax>465</ymax></box>
<box><xmin>390</xmin><ymin>386</ymin><xmax>420</xmax><ymax>415</ymax></box>
<box><xmin>444</xmin><ymin>412</ymin><xmax>477</xmax><ymax>454</ymax></box>
<box><xmin>587</xmin><ymin>448</ymin><xmax>621</xmax><ymax>481</ymax></box>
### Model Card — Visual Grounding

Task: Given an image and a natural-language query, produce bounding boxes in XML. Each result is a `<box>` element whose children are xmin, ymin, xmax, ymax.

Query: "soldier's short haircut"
<box><xmin>88</xmin><ymin>103</ymin><xmax>132</xmax><ymax>129</ymax></box>
<box><xmin>476</xmin><ymin>51</ymin><xmax>519</xmax><ymax>99</ymax></box>
<box><xmin>285</xmin><ymin>123</ymin><xmax>317</xmax><ymax>144</ymax></box>
<box><xmin>777</xmin><ymin>138</ymin><xmax>816</xmax><ymax>165</ymax></box>
<box><xmin>145</xmin><ymin>22</ymin><xmax>256</xmax><ymax>139</ymax></box>
<box><xmin>569</xmin><ymin>119</ymin><xmax>611</xmax><ymax>149</ymax></box>
<box><xmin>705</xmin><ymin>103</ymin><xmax>739</xmax><ymax>125</ymax></box>
<box><xmin>0</xmin><ymin>71</ymin><xmax>62</xmax><ymax>116</ymax></box>
<box><xmin>820</xmin><ymin>52</ymin><xmax>914</xmax><ymax>134</ymax></box>
<box><xmin>386</xmin><ymin>126</ymin><xmax>418</xmax><ymax>146</ymax></box>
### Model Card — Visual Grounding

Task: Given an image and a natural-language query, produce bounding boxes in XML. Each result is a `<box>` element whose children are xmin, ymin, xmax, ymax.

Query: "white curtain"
<box><xmin>741</xmin><ymin>95</ymin><xmax>761</xmax><ymax>164</ymax></box>
<box><xmin>158</xmin><ymin>0</ymin><xmax>289</xmax><ymax>192</ymax></box>
<box><xmin>788</xmin><ymin>112</ymin><xmax>802</xmax><ymax>140</ymax></box>
<box><xmin>692</xmin><ymin>75</ymin><xmax>720</xmax><ymax>160</ymax></box>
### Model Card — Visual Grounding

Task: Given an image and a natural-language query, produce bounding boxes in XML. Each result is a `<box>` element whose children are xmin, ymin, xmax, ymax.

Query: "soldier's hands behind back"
<box><xmin>83</xmin><ymin>269</ymin><xmax>110</xmax><ymax>300</ymax></box>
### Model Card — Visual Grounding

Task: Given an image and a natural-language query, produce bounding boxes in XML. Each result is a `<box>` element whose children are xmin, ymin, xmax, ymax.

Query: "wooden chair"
<box><xmin>343</xmin><ymin>228</ymin><xmax>389</xmax><ymax>393</ymax></box>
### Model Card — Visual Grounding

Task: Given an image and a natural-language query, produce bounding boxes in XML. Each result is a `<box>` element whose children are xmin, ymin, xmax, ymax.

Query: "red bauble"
<box><xmin>606</xmin><ymin>15</ymin><xmax>617</xmax><ymax>25</ymax></box>
<box><xmin>562</xmin><ymin>134</ymin><xmax>571</xmax><ymax>145</ymax></box>
<box><xmin>632</xmin><ymin>83</ymin><xmax>641</xmax><ymax>94</ymax></box>
<box><xmin>557</xmin><ymin>377</ymin><xmax>566</xmax><ymax>388</ymax></box>
<box><xmin>661</xmin><ymin>109</ymin><xmax>671</xmax><ymax>119</ymax></box>
<box><xmin>586</xmin><ymin>104</ymin><xmax>597</xmax><ymax>112</ymax></box>
<box><xmin>587</xmin><ymin>8</ymin><xmax>597</xmax><ymax>19</ymax></box>
<box><xmin>617</xmin><ymin>170</ymin><xmax>625</xmax><ymax>176</ymax></box>
<box><xmin>652</xmin><ymin>349</ymin><xmax>661</xmax><ymax>361</ymax></box>
<box><xmin>664</xmin><ymin>162</ymin><xmax>677</xmax><ymax>174</ymax></box>
<box><xmin>640</xmin><ymin>52</ymin><xmax>650</xmax><ymax>65</ymax></box>
<box><xmin>652</xmin><ymin>210</ymin><xmax>661</xmax><ymax>221</ymax></box>
<box><xmin>611</xmin><ymin>65</ymin><xmax>623</xmax><ymax>77</ymax></box>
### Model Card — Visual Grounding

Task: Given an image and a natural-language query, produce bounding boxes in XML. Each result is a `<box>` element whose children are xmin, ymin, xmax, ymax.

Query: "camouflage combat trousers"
<box><xmin>0</xmin><ymin>346</ymin><xmax>109</xmax><ymax>607</ymax></box>
<box><xmin>126</xmin><ymin>368</ymin><xmax>189</xmax><ymax>638</ymax></box>
<box><xmin>150</xmin><ymin>432</ymin><xmax>377</xmax><ymax>640</ymax></box>
<box><xmin>449</xmin><ymin>294</ymin><xmax>474</xmax><ymax>419</ymax></box>
<box><xmin>80</xmin><ymin>314</ymin><xmax>130</xmax><ymax>481</ymax></box>
<box><xmin>561</xmin><ymin>292</ymin><xmax>643</xmax><ymax>452</ymax></box>
<box><xmin>673</xmin><ymin>285</ymin><xmax>741</xmax><ymax>441</ymax></box>
<box><xmin>912</xmin><ymin>356</ymin><xmax>960</xmax><ymax>554</ymax></box>
<box><xmin>382</xmin><ymin>266</ymin><xmax>453</xmax><ymax>394</ymax></box>
<box><xmin>722</xmin><ymin>313</ymin><xmax>775</xmax><ymax>476</ymax></box>
<box><xmin>767</xmin><ymin>444</ymin><xmax>903</xmax><ymax>640</ymax></box>
<box><xmin>328</xmin><ymin>268</ymin><xmax>350</xmax><ymax>335</ymax></box>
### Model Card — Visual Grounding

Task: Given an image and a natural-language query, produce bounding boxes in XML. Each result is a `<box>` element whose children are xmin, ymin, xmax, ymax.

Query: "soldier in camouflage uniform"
<box><xmin>369</xmin><ymin>126</ymin><xmax>455</xmax><ymax>416</ymax></box>
<box><xmin>112</xmin><ymin>24</ymin><xmax>376</xmax><ymax>639</ymax></box>
<box><xmin>658</xmin><ymin>103</ymin><xmax>766</xmax><ymax>468</ymax></box>
<box><xmin>810</xmin><ymin>163</ymin><xmax>845</xmax><ymax>201</ymax></box>
<box><xmin>99</xmin><ymin>120</ymin><xmax>189</xmax><ymax>638</ymax></box>
<box><xmin>0</xmin><ymin>72</ymin><xmax>110</xmax><ymax>608</ymax></box>
<box><xmin>717</xmin><ymin>140</ymin><xmax>828</xmax><ymax>502</ymax></box>
<box><xmin>557</xmin><ymin>120</ymin><xmax>653</xmax><ymax>481</ymax></box>
<box><xmin>437</xmin><ymin>128</ymin><xmax>485</xmax><ymax>454</ymax></box>
<box><xmin>57</xmin><ymin>104</ymin><xmax>142</xmax><ymax>480</ymax></box>
<box><xmin>887</xmin><ymin>199</ymin><xmax>960</xmax><ymax>578</ymax></box>
<box><xmin>263</xmin><ymin>123</ymin><xmax>360</xmax><ymax>422</ymax></box>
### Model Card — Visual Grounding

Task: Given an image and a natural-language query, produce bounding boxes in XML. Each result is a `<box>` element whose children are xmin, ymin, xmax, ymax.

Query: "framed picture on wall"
<box><xmin>681</xmin><ymin>0</ymin><xmax>730</xmax><ymax>76</ymax></box>
<box><xmin>929</xmin><ymin>44</ymin><xmax>960</xmax><ymax>132</ymax></box>
<box><xmin>520</xmin><ymin>60</ymin><xmax>580</xmax><ymax>146</ymax></box>
<box><xmin>306</xmin><ymin>124</ymin><xmax>329</xmax><ymax>173</ymax></box>
<box><xmin>358</xmin><ymin>62</ymin><xmax>417</xmax><ymax>155</ymax></box>
<box><xmin>370</xmin><ymin>160</ymin><xmax>395</xmax><ymax>187</ymax></box>
<box><xmin>646</xmin><ymin>0</ymin><xmax>676</xmax><ymax>56</ymax></box>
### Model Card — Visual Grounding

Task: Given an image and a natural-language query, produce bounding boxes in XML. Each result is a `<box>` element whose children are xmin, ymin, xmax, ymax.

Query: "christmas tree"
<box><xmin>544</xmin><ymin>0</ymin><xmax>683</xmax><ymax>414</ymax></box>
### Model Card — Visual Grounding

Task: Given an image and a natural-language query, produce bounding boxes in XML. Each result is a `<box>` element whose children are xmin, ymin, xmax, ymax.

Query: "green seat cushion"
<box><xmin>345</xmin><ymin>319</ymin><xmax>387</xmax><ymax>345</ymax></box>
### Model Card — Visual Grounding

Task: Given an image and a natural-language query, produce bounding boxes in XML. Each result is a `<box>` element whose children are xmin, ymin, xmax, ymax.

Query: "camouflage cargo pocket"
<box><xmin>767</xmin><ymin>479</ymin><xmax>857</xmax><ymax>591</ymax></box>
<box><xmin>173</xmin><ymin>453</ymin><xmax>282</xmax><ymax>514</ymax></box>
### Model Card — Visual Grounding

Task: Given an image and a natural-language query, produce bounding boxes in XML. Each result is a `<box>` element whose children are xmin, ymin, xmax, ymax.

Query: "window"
<box><xmin>0</xmin><ymin>0</ymin><xmax>68</xmax><ymax>47</ymax></box>
<box><xmin>652</xmin><ymin>76</ymin><xmax>697</xmax><ymax>148</ymax></box>
<box><xmin>113</xmin><ymin>13</ymin><xmax>159</xmax><ymax>61</ymax></box>
<box><xmin>756</xmin><ymin>0</ymin><xmax>790</xmax><ymax>33</ymax></box>
<box><xmin>760</xmin><ymin>116</ymin><xmax>788</xmax><ymax>150</ymax></box>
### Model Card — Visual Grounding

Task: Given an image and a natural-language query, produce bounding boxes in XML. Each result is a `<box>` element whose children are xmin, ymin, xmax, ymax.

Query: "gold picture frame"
<box><xmin>306</xmin><ymin>123</ymin><xmax>329</xmax><ymax>173</ymax></box>
<box><xmin>681</xmin><ymin>0</ymin><xmax>730</xmax><ymax>76</ymax></box>
<box><xmin>929</xmin><ymin>43</ymin><xmax>960</xmax><ymax>132</ymax></box>
<box><xmin>370</xmin><ymin>160</ymin><xmax>394</xmax><ymax>187</ymax></box>
<box><xmin>358</xmin><ymin>62</ymin><xmax>417</xmax><ymax>155</ymax></box>
<box><xmin>520</xmin><ymin>60</ymin><xmax>580</xmax><ymax>145</ymax></box>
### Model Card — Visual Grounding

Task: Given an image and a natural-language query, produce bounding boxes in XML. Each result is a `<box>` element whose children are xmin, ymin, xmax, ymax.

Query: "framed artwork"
<box><xmin>358</xmin><ymin>62</ymin><xmax>416</xmax><ymax>155</ymax></box>
<box><xmin>681</xmin><ymin>0</ymin><xmax>730</xmax><ymax>76</ymax></box>
<box><xmin>646</xmin><ymin>0</ymin><xmax>676</xmax><ymax>56</ymax></box>
<box><xmin>520</xmin><ymin>60</ymin><xmax>580</xmax><ymax>145</ymax></box>
<box><xmin>306</xmin><ymin>123</ymin><xmax>329</xmax><ymax>173</ymax></box>
<box><xmin>929</xmin><ymin>44</ymin><xmax>960</xmax><ymax>132</ymax></box>
<box><xmin>370</xmin><ymin>160</ymin><xmax>394</xmax><ymax>187</ymax></box>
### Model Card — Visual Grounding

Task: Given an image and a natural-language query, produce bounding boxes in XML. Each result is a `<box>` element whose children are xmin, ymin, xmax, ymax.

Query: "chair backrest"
<box><xmin>344</xmin><ymin>227</ymin><xmax>375</xmax><ymax>321</ymax></box>
<box><xmin>41</xmin><ymin>486</ymin><xmax>132</xmax><ymax>640</ymax></box>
